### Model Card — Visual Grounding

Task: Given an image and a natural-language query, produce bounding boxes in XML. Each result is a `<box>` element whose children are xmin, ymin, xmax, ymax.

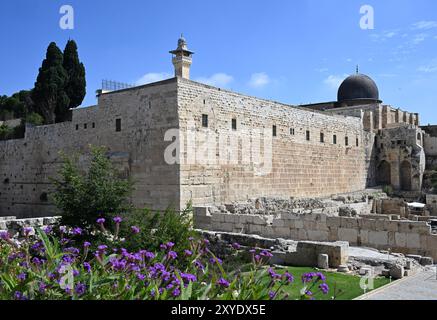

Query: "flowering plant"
<box><xmin>0</xmin><ymin>220</ymin><xmax>329</xmax><ymax>300</ymax></box>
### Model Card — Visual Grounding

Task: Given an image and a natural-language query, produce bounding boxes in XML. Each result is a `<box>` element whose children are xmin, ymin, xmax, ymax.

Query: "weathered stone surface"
<box><xmin>390</xmin><ymin>265</ymin><xmax>405</xmax><ymax>279</ymax></box>
<box><xmin>420</xmin><ymin>256</ymin><xmax>434</xmax><ymax>266</ymax></box>
<box><xmin>317</xmin><ymin>254</ymin><xmax>329</xmax><ymax>269</ymax></box>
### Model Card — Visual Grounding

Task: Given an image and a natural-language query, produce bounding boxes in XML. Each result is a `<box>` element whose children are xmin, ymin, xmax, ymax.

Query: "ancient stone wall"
<box><xmin>177</xmin><ymin>78</ymin><xmax>372</xmax><ymax>209</ymax></box>
<box><xmin>193</xmin><ymin>207</ymin><xmax>437</xmax><ymax>259</ymax></box>
<box><xmin>0</xmin><ymin>79</ymin><xmax>180</xmax><ymax>217</ymax></box>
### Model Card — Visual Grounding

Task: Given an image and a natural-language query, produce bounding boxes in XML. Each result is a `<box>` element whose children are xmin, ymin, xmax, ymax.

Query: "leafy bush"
<box><xmin>25</xmin><ymin>112</ymin><xmax>44</xmax><ymax>126</ymax></box>
<box><xmin>382</xmin><ymin>185</ymin><xmax>393</xmax><ymax>196</ymax></box>
<box><xmin>51</xmin><ymin>146</ymin><xmax>133</xmax><ymax>233</ymax></box>
<box><xmin>0</xmin><ymin>222</ymin><xmax>330</xmax><ymax>300</ymax></box>
<box><xmin>119</xmin><ymin>205</ymin><xmax>196</xmax><ymax>255</ymax></box>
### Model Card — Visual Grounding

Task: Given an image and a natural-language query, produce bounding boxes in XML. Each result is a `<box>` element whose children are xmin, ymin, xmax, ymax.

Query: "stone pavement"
<box><xmin>359</xmin><ymin>266</ymin><xmax>437</xmax><ymax>300</ymax></box>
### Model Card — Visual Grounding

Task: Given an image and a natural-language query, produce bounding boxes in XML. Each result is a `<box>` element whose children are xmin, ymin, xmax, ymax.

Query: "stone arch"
<box><xmin>400</xmin><ymin>160</ymin><xmax>412</xmax><ymax>191</ymax></box>
<box><xmin>377</xmin><ymin>161</ymin><xmax>391</xmax><ymax>186</ymax></box>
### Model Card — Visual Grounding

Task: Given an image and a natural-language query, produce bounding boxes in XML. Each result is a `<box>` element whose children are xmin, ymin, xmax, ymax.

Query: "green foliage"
<box><xmin>25</xmin><ymin>112</ymin><xmax>44</xmax><ymax>126</ymax></box>
<box><xmin>0</xmin><ymin>124</ymin><xmax>13</xmax><ymax>140</ymax></box>
<box><xmin>120</xmin><ymin>205</ymin><xmax>196</xmax><ymax>254</ymax></box>
<box><xmin>0</xmin><ymin>226</ymin><xmax>332</xmax><ymax>300</ymax></box>
<box><xmin>51</xmin><ymin>146</ymin><xmax>133</xmax><ymax>232</ymax></box>
<box><xmin>63</xmin><ymin>40</ymin><xmax>86</xmax><ymax>110</ymax></box>
<box><xmin>32</xmin><ymin>42</ymin><xmax>70</xmax><ymax>124</ymax></box>
<box><xmin>382</xmin><ymin>185</ymin><xmax>393</xmax><ymax>196</ymax></box>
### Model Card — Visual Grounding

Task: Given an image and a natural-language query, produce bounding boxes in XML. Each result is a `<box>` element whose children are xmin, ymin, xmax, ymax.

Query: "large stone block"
<box><xmin>338</xmin><ymin>228</ymin><xmax>358</xmax><ymax>243</ymax></box>
<box><xmin>368</xmin><ymin>231</ymin><xmax>388</xmax><ymax>246</ymax></box>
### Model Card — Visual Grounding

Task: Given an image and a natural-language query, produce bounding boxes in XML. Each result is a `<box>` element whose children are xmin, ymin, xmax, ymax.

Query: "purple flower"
<box><xmin>232</xmin><ymin>242</ymin><xmax>241</xmax><ymax>250</ymax></box>
<box><xmin>72</xmin><ymin>227</ymin><xmax>83</xmax><ymax>236</ymax></box>
<box><xmin>97</xmin><ymin>245</ymin><xmax>108</xmax><ymax>251</ymax></box>
<box><xmin>0</xmin><ymin>231</ymin><xmax>10</xmax><ymax>240</ymax></box>
<box><xmin>217</xmin><ymin>278</ymin><xmax>230</xmax><ymax>288</ymax></box>
<box><xmin>113</xmin><ymin>216</ymin><xmax>122</xmax><ymax>224</ymax></box>
<box><xmin>39</xmin><ymin>282</ymin><xmax>47</xmax><ymax>293</ymax></box>
<box><xmin>269</xmin><ymin>291</ymin><xmax>276</xmax><ymax>299</ymax></box>
<box><xmin>131</xmin><ymin>226</ymin><xmax>140</xmax><ymax>234</ymax></box>
<box><xmin>184</xmin><ymin>250</ymin><xmax>193</xmax><ymax>256</ymax></box>
<box><xmin>268</xmin><ymin>268</ymin><xmax>282</xmax><ymax>281</ymax></box>
<box><xmin>260</xmin><ymin>250</ymin><xmax>273</xmax><ymax>258</ymax></box>
<box><xmin>159</xmin><ymin>244</ymin><xmax>167</xmax><ymax>250</ymax></box>
<box><xmin>75</xmin><ymin>283</ymin><xmax>86</xmax><ymax>296</ymax></box>
<box><xmin>166</xmin><ymin>242</ymin><xmax>175</xmax><ymax>248</ymax></box>
<box><xmin>17</xmin><ymin>273</ymin><xmax>27</xmax><ymax>281</ymax></box>
<box><xmin>167</xmin><ymin>251</ymin><xmax>178</xmax><ymax>260</ymax></box>
<box><xmin>194</xmin><ymin>260</ymin><xmax>205</xmax><ymax>270</ymax></box>
<box><xmin>319</xmin><ymin>283</ymin><xmax>329</xmax><ymax>295</ymax></box>
<box><xmin>181</xmin><ymin>273</ymin><xmax>197</xmax><ymax>283</ymax></box>
<box><xmin>302</xmin><ymin>272</ymin><xmax>315</xmax><ymax>283</ymax></box>
<box><xmin>59</xmin><ymin>226</ymin><xmax>67</xmax><ymax>234</ymax></box>
<box><xmin>97</xmin><ymin>218</ymin><xmax>105</xmax><ymax>224</ymax></box>
<box><xmin>32</xmin><ymin>257</ymin><xmax>42</xmax><ymax>266</ymax></box>
<box><xmin>209</xmin><ymin>257</ymin><xmax>223</xmax><ymax>265</ymax></box>
<box><xmin>284</xmin><ymin>272</ymin><xmax>294</xmax><ymax>284</ymax></box>
<box><xmin>83</xmin><ymin>262</ymin><xmax>91</xmax><ymax>273</ymax></box>
<box><xmin>172</xmin><ymin>288</ymin><xmax>181</xmax><ymax>297</ymax></box>
<box><xmin>83</xmin><ymin>241</ymin><xmax>91</xmax><ymax>248</ymax></box>
<box><xmin>203</xmin><ymin>239</ymin><xmax>210</xmax><ymax>245</ymax></box>
<box><xmin>14</xmin><ymin>291</ymin><xmax>27</xmax><ymax>300</ymax></box>
<box><xmin>316</xmin><ymin>272</ymin><xmax>326</xmax><ymax>282</ymax></box>
<box><xmin>145</xmin><ymin>251</ymin><xmax>155</xmax><ymax>260</ymax></box>
<box><xmin>137</xmin><ymin>273</ymin><xmax>146</xmax><ymax>281</ymax></box>
<box><xmin>42</xmin><ymin>225</ymin><xmax>52</xmax><ymax>234</ymax></box>
<box><xmin>23</xmin><ymin>227</ymin><xmax>34</xmax><ymax>235</ymax></box>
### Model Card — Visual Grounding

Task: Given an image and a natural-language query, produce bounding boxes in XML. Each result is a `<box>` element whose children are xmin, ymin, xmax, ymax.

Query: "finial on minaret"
<box><xmin>169</xmin><ymin>35</ymin><xmax>194</xmax><ymax>79</ymax></box>
<box><xmin>356</xmin><ymin>65</ymin><xmax>359</xmax><ymax>74</ymax></box>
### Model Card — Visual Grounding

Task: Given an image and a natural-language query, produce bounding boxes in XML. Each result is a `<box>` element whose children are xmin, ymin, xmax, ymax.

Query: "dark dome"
<box><xmin>337</xmin><ymin>74</ymin><xmax>379</xmax><ymax>102</ymax></box>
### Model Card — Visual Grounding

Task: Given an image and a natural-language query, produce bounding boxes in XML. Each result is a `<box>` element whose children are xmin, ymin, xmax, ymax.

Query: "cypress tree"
<box><xmin>32</xmin><ymin>42</ymin><xmax>70</xmax><ymax>124</ymax></box>
<box><xmin>63</xmin><ymin>40</ymin><xmax>86</xmax><ymax>110</ymax></box>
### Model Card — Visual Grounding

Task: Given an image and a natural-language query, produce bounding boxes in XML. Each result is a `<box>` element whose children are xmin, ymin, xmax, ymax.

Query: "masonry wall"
<box><xmin>0</xmin><ymin>79</ymin><xmax>180</xmax><ymax>217</ymax></box>
<box><xmin>194</xmin><ymin>208</ymin><xmax>437</xmax><ymax>259</ymax></box>
<box><xmin>177</xmin><ymin>78</ymin><xmax>371</xmax><ymax>209</ymax></box>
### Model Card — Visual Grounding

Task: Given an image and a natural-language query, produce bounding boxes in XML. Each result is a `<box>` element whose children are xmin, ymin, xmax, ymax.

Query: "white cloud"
<box><xmin>418</xmin><ymin>60</ymin><xmax>437</xmax><ymax>73</ymax></box>
<box><xmin>248</xmin><ymin>72</ymin><xmax>271</xmax><ymax>88</ymax></box>
<box><xmin>323</xmin><ymin>74</ymin><xmax>348</xmax><ymax>89</ymax></box>
<box><xmin>136</xmin><ymin>72</ymin><xmax>171</xmax><ymax>85</ymax></box>
<box><xmin>411</xmin><ymin>33</ymin><xmax>428</xmax><ymax>45</ymax></box>
<box><xmin>412</xmin><ymin>21</ymin><xmax>437</xmax><ymax>30</ymax></box>
<box><xmin>195</xmin><ymin>73</ymin><xmax>234</xmax><ymax>87</ymax></box>
<box><xmin>370</xmin><ymin>30</ymin><xmax>398</xmax><ymax>42</ymax></box>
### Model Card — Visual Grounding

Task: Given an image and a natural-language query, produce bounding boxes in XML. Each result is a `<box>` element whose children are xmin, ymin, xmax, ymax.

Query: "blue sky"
<box><xmin>1</xmin><ymin>0</ymin><xmax>437</xmax><ymax>123</ymax></box>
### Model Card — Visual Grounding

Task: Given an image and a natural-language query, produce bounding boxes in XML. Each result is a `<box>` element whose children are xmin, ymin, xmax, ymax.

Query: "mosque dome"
<box><xmin>337</xmin><ymin>73</ymin><xmax>380</xmax><ymax>103</ymax></box>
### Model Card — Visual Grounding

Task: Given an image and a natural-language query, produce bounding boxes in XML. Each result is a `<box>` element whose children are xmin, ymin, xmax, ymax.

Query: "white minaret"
<box><xmin>169</xmin><ymin>35</ymin><xmax>194</xmax><ymax>79</ymax></box>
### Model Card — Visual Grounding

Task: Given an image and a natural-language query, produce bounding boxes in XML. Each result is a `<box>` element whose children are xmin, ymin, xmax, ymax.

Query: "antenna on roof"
<box><xmin>356</xmin><ymin>65</ymin><xmax>359</xmax><ymax>74</ymax></box>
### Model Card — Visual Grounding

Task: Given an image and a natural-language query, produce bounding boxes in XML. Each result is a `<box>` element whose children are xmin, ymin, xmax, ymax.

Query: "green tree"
<box><xmin>51</xmin><ymin>146</ymin><xmax>133</xmax><ymax>232</ymax></box>
<box><xmin>32</xmin><ymin>42</ymin><xmax>70</xmax><ymax>124</ymax></box>
<box><xmin>63</xmin><ymin>40</ymin><xmax>86</xmax><ymax>110</ymax></box>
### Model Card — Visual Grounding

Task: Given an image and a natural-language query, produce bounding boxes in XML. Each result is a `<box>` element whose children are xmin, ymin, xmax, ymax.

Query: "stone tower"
<box><xmin>169</xmin><ymin>35</ymin><xmax>194</xmax><ymax>79</ymax></box>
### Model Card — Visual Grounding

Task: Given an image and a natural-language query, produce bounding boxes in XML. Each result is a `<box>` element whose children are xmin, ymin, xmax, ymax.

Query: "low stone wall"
<box><xmin>0</xmin><ymin>216</ymin><xmax>60</xmax><ymax>235</ymax></box>
<box><xmin>193</xmin><ymin>207</ymin><xmax>437</xmax><ymax>260</ymax></box>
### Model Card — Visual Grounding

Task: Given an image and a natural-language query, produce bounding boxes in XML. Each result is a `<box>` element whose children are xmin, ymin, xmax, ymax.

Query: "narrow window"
<box><xmin>345</xmin><ymin>136</ymin><xmax>349</xmax><ymax>146</ymax></box>
<box><xmin>356</xmin><ymin>137</ymin><xmax>359</xmax><ymax>147</ymax></box>
<box><xmin>306</xmin><ymin>130</ymin><xmax>310</xmax><ymax>141</ymax></box>
<box><xmin>290</xmin><ymin>128</ymin><xmax>295</xmax><ymax>135</ymax></box>
<box><xmin>333</xmin><ymin>135</ymin><xmax>337</xmax><ymax>144</ymax></box>
<box><xmin>75</xmin><ymin>124</ymin><xmax>79</xmax><ymax>130</ymax></box>
<box><xmin>202</xmin><ymin>114</ymin><xmax>208</xmax><ymax>128</ymax></box>
<box><xmin>92</xmin><ymin>122</ymin><xmax>95</xmax><ymax>128</ymax></box>
<box><xmin>273</xmin><ymin>125</ymin><xmax>277</xmax><ymax>137</ymax></box>
<box><xmin>84</xmin><ymin>123</ymin><xmax>87</xmax><ymax>129</ymax></box>
<box><xmin>232</xmin><ymin>118</ymin><xmax>237</xmax><ymax>131</ymax></box>
<box><xmin>116</xmin><ymin>118</ymin><xmax>122</xmax><ymax>132</ymax></box>
<box><xmin>320</xmin><ymin>132</ymin><xmax>324</xmax><ymax>143</ymax></box>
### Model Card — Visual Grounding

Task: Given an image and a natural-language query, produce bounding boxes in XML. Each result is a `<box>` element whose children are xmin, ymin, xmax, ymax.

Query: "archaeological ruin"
<box><xmin>1</xmin><ymin>36</ymin><xmax>437</xmax><ymax>277</ymax></box>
